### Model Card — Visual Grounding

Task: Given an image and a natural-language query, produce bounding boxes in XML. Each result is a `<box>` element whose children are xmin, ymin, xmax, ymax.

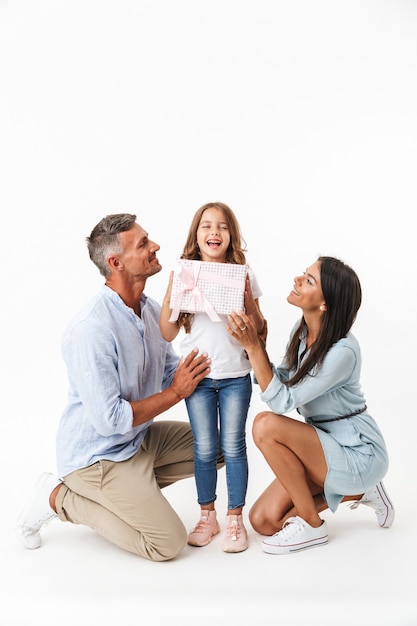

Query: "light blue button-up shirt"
<box><xmin>56</xmin><ymin>286</ymin><xmax>179</xmax><ymax>477</ymax></box>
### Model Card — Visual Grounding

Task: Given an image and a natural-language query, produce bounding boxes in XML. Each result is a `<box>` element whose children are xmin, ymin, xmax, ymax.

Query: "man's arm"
<box><xmin>130</xmin><ymin>348</ymin><xmax>210</xmax><ymax>427</ymax></box>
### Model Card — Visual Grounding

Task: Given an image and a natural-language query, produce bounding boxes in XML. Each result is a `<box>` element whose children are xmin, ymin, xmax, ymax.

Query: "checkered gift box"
<box><xmin>169</xmin><ymin>259</ymin><xmax>247</xmax><ymax>322</ymax></box>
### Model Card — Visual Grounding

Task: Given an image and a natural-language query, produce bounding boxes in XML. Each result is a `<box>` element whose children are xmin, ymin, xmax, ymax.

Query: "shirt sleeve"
<box><xmin>64</xmin><ymin>318</ymin><xmax>134</xmax><ymax>437</ymax></box>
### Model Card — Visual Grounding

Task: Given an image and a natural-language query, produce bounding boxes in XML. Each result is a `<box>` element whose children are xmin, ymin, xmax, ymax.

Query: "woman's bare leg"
<box><xmin>250</xmin><ymin>411</ymin><xmax>328</xmax><ymax>531</ymax></box>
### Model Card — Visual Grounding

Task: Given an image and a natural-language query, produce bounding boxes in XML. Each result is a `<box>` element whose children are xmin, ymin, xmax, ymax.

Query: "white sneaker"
<box><xmin>349</xmin><ymin>481</ymin><xmax>395</xmax><ymax>528</ymax></box>
<box><xmin>16</xmin><ymin>472</ymin><xmax>62</xmax><ymax>549</ymax></box>
<box><xmin>262</xmin><ymin>516</ymin><xmax>328</xmax><ymax>555</ymax></box>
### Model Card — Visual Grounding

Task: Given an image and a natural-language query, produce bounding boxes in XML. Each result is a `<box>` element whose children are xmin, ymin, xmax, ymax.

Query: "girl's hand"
<box><xmin>243</xmin><ymin>275</ymin><xmax>256</xmax><ymax>315</ymax></box>
<box><xmin>243</xmin><ymin>274</ymin><xmax>267</xmax><ymax>342</ymax></box>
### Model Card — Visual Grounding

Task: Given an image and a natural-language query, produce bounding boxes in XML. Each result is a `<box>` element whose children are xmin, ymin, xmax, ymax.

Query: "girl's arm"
<box><xmin>159</xmin><ymin>271</ymin><xmax>181</xmax><ymax>342</ymax></box>
<box><xmin>244</xmin><ymin>274</ymin><xmax>267</xmax><ymax>342</ymax></box>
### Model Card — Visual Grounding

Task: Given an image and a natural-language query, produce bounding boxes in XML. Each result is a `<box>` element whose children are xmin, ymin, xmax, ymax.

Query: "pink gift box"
<box><xmin>169</xmin><ymin>259</ymin><xmax>247</xmax><ymax>322</ymax></box>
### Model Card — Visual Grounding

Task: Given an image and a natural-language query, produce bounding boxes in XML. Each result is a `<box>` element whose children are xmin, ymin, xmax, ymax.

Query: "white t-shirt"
<box><xmin>179</xmin><ymin>266</ymin><xmax>262</xmax><ymax>379</ymax></box>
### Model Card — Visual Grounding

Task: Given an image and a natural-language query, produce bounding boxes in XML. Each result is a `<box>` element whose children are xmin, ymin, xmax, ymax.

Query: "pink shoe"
<box><xmin>188</xmin><ymin>510</ymin><xmax>220</xmax><ymax>547</ymax></box>
<box><xmin>222</xmin><ymin>514</ymin><xmax>248</xmax><ymax>553</ymax></box>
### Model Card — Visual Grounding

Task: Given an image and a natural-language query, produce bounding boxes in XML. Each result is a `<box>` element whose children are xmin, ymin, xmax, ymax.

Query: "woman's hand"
<box><xmin>227</xmin><ymin>311</ymin><xmax>259</xmax><ymax>350</ymax></box>
<box><xmin>227</xmin><ymin>310</ymin><xmax>273</xmax><ymax>392</ymax></box>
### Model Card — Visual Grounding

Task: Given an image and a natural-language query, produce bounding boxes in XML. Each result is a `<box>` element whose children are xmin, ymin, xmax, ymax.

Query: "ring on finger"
<box><xmin>240</xmin><ymin>325</ymin><xmax>247</xmax><ymax>331</ymax></box>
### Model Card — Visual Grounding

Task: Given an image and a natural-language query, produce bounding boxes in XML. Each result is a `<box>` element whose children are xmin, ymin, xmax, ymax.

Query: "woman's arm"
<box><xmin>227</xmin><ymin>310</ymin><xmax>273</xmax><ymax>391</ymax></box>
<box><xmin>229</xmin><ymin>310</ymin><xmax>357</xmax><ymax>414</ymax></box>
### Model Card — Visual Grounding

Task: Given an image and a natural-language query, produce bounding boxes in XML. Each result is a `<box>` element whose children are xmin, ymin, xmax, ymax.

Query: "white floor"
<box><xmin>5</xmin><ymin>395</ymin><xmax>415</xmax><ymax>626</ymax></box>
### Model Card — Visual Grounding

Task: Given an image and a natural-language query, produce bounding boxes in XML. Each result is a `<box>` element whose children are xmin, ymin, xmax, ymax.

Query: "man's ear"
<box><xmin>108</xmin><ymin>255</ymin><xmax>122</xmax><ymax>271</ymax></box>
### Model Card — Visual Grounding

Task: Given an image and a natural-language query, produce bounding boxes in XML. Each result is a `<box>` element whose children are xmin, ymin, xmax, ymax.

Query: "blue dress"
<box><xmin>259</xmin><ymin>324</ymin><xmax>389</xmax><ymax>512</ymax></box>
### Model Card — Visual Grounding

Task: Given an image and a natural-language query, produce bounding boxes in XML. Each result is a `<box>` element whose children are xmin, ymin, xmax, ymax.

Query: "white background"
<box><xmin>1</xmin><ymin>1</ymin><xmax>416</xmax><ymax>624</ymax></box>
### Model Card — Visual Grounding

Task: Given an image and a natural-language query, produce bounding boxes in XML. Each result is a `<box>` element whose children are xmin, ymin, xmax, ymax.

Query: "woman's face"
<box><xmin>287</xmin><ymin>260</ymin><xmax>326</xmax><ymax>313</ymax></box>
<box><xmin>196</xmin><ymin>207</ymin><xmax>231</xmax><ymax>263</ymax></box>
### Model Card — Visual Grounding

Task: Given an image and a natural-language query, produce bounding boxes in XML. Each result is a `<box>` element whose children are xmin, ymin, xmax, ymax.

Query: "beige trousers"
<box><xmin>55</xmin><ymin>421</ymin><xmax>197</xmax><ymax>561</ymax></box>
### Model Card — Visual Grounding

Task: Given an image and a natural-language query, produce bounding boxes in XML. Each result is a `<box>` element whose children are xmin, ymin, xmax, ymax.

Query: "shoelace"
<box><xmin>273</xmin><ymin>516</ymin><xmax>304</xmax><ymax>540</ymax></box>
<box><xmin>21</xmin><ymin>510</ymin><xmax>56</xmax><ymax>533</ymax></box>
<box><xmin>225</xmin><ymin>520</ymin><xmax>240</xmax><ymax>541</ymax></box>
<box><xmin>349</xmin><ymin>498</ymin><xmax>385</xmax><ymax>515</ymax></box>
<box><xmin>192</xmin><ymin>516</ymin><xmax>211</xmax><ymax>534</ymax></box>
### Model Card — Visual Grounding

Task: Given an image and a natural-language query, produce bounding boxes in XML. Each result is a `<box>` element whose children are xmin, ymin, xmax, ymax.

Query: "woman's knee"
<box><xmin>248</xmin><ymin>503</ymin><xmax>263</xmax><ymax>533</ymax></box>
<box><xmin>249</xmin><ymin>501</ymin><xmax>274</xmax><ymax>535</ymax></box>
<box><xmin>252</xmin><ymin>411</ymin><xmax>281</xmax><ymax>446</ymax></box>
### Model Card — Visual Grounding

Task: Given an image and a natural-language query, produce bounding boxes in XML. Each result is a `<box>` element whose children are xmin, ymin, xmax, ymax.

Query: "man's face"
<box><xmin>116</xmin><ymin>223</ymin><xmax>162</xmax><ymax>280</ymax></box>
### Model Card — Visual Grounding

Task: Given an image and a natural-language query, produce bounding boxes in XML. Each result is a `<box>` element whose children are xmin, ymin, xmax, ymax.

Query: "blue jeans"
<box><xmin>185</xmin><ymin>374</ymin><xmax>252</xmax><ymax>510</ymax></box>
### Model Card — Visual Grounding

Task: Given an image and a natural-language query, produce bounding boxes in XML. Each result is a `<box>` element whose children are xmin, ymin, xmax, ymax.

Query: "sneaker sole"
<box><xmin>262</xmin><ymin>536</ymin><xmax>328</xmax><ymax>555</ymax></box>
<box><xmin>223</xmin><ymin>541</ymin><xmax>249</xmax><ymax>553</ymax></box>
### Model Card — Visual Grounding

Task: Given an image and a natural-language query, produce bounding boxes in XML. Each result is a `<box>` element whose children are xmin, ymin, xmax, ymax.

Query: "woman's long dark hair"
<box><xmin>284</xmin><ymin>256</ymin><xmax>362</xmax><ymax>387</ymax></box>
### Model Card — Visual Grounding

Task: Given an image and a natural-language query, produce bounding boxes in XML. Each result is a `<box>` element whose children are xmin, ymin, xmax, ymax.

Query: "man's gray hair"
<box><xmin>86</xmin><ymin>213</ymin><xmax>137</xmax><ymax>277</ymax></box>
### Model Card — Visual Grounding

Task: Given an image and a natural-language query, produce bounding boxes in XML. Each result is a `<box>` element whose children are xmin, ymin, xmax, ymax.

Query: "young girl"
<box><xmin>160</xmin><ymin>202</ymin><xmax>266</xmax><ymax>553</ymax></box>
<box><xmin>227</xmin><ymin>256</ymin><xmax>394</xmax><ymax>554</ymax></box>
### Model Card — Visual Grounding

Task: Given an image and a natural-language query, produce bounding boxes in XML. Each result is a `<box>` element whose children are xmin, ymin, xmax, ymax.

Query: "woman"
<box><xmin>227</xmin><ymin>256</ymin><xmax>394</xmax><ymax>554</ymax></box>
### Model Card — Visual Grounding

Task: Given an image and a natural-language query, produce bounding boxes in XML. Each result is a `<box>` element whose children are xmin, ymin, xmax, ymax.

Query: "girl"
<box><xmin>228</xmin><ymin>256</ymin><xmax>394</xmax><ymax>554</ymax></box>
<box><xmin>160</xmin><ymin>202</ymin><xmax>266</xmax><ymax>552</ymax></box>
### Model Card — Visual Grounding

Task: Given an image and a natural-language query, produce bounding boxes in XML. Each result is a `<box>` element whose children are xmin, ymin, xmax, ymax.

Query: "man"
<box><xmin>16</xmin><ymin>213</ymin><xmax>217</xmax><ymax>561</ymax></box>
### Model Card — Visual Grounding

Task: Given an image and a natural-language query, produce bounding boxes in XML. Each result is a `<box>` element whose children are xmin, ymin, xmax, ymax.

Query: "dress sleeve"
<box><xmin>260</xmin><ymin>342</ymin><xmax>357</xmax><ymax>415</ymax></box>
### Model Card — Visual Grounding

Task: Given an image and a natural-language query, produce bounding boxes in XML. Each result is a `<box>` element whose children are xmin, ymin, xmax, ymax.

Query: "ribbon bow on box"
<box><xmin>169</xmin><ymin>260</ymin><xmax>247</xmax><ymax>323</ymax></box>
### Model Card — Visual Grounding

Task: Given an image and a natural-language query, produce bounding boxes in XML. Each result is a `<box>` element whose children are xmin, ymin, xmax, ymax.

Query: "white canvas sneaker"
<box><xmin>262</xmin><ymin>516</ymin><xmax>328</xmax><ymax>555</ymax></box>
<box><xmin>16</xmin><ymin>472</ymin><xmax>62</xmax><ymax>549</ymax></box>
<box><xmin>349</xmin><ymin>481</ymin><xmax>395</xmax><ymax>528</ymax></box>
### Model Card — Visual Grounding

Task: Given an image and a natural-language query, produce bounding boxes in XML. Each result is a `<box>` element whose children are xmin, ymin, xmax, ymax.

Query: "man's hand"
<box><xmin>130</xmin><ymin>349</ymin><xmax>211</xmax><ymax>427</ymax></box>
<box><xmin>171</xmin><ymin>348</ymin><xmax>211</xmax><ymax>400</ymax></box>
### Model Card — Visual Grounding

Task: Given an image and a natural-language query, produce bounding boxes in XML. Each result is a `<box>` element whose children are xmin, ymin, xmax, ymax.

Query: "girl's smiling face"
<box><xmin>196</xmin><ymin>207</ymin><xmax>231</xmax><ymax>263</ymax></box>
